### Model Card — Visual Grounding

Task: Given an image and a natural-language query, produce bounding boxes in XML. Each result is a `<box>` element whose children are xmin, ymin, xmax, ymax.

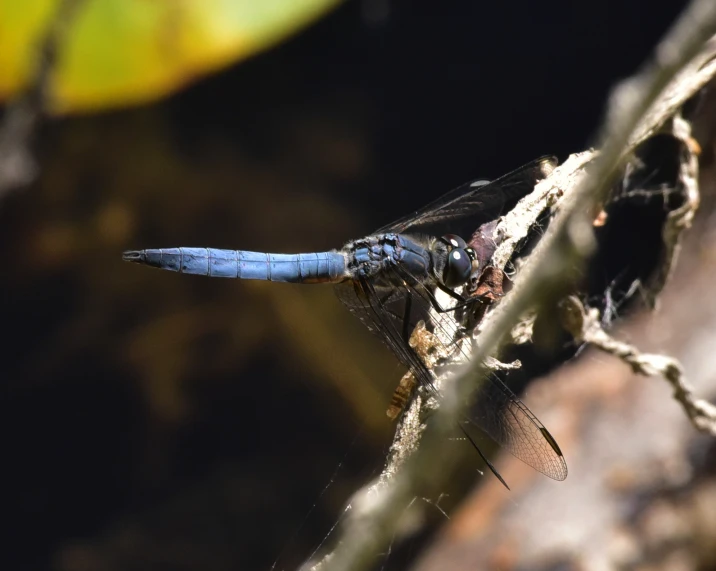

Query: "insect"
<box><xmin>123</xmin><ymin>156</ymin><xmax>567</xmax><ymax>485</ymax></box>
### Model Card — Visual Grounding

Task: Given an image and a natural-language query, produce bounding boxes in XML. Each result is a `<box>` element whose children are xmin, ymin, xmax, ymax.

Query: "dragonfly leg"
<box><xmin>392</xmin><ymin>263</ymin><xmax>467</xmax><ymax>315</ymax></box>
<box><xmin>402</xmin><ymin>291</ymin><xmax>413</xmax><ymax>344</ymax></box>
<box><xmin>433</xmin><ymin>282</ymin><xmax>485</xmax><ymax>314</ymax></box>
<box><xmin>435</xmin><ymin>282</ymin><xmax>464</xmax><ymax>304</ymax></box>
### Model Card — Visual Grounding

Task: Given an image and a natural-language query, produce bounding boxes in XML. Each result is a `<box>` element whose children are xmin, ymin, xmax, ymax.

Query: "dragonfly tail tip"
<box><xmin>122</xmin><ymin>250</ymin><xmax>145</xmax><ymax>263</ymax></box>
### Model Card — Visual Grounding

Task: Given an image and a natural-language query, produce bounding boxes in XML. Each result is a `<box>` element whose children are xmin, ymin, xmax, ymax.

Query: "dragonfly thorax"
<box><xmin>343</xmin><ymin>233</ymin><xmax>432</xmax><ymax>286</ymax></box>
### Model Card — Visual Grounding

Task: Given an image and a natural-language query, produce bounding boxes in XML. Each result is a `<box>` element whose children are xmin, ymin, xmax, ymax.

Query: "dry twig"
<box><xmin>646</xmin><ymin>113</ymin><xmax>703</xmax><ymax>303</ymax></box>
<box><xmin>560</xmin><ymin>295</ymin><xmax>716</xmax><ymax>436</ymax></box>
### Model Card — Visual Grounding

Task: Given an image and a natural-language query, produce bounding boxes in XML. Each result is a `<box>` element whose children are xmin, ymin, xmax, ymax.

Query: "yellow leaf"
<box><xmin>0</xmin><ymin>0</ymin><xmax>341</xmax><ymax>114</ymax></box>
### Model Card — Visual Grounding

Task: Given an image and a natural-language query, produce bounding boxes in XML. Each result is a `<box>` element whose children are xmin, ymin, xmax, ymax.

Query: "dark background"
<box><xmin>1</xmin><ymin>1</ymin><xmax>690</xmax><ymax>570</ymax></box>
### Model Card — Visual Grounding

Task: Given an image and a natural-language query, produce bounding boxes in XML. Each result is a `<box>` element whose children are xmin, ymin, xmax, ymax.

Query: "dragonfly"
<box><xmin>123</xmin><ymin>156</ymin><xmax>567</xmax><ymax>485</ymax></box>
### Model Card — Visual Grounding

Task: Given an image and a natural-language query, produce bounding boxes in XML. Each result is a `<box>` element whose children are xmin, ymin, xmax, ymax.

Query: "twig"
<box><xmin>0</xmin><ymin>0</ymin><xmax>84</xmax><ymax>195</ymax></box>
<box><xmin>559</xmin><ymin>295</ymin><xmax>716</xmax><ymax>436</ymax></box>
<box><xmin>644</xmin><ymin>113</ymin><xmax>703</xmax><ymax>305</ymax></box>
<box><xmin>313</xmin><ymin>2</ymin><xmax>716</xmax><ymax>569</ymax></box>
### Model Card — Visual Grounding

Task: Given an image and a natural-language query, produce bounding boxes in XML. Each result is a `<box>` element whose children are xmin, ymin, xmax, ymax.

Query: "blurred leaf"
<box><xmin>0</xmin><ymin>0</ymin><xmax>341</xmax><ymax>114</ymax></box>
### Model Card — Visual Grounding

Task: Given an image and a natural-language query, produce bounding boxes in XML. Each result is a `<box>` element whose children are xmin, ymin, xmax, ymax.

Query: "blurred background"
<box><xmin>0</xmin><ymin>1</ymin><xmax>701</xmax><ymax>570</ymax></box>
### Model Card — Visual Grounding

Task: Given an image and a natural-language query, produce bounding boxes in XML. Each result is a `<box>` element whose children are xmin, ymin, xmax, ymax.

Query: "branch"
<box><xmin>311</xmin><ymin>2</ymin><xmax>716</xmax><ymax>569</ymax></box>
<box><xmin>417</xmin><ymin>222</ymin><xmax>716</xmax><ymax>571</ymax></box>
<box><xmin>645</xmin><ymin>113</ymin><xmax>703</xmax><ymax>305</ymax></box>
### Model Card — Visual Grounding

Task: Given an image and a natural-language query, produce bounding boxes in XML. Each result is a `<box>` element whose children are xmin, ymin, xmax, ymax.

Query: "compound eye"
<box><xmin>443</xmin><ymin>247</ymin><xmax>471</xmax><ymax>287</ymax></box>
<box><xmin>441</xmin><ymin>234</ymin><xmax>467</xmax><ymax>250</ymax></box>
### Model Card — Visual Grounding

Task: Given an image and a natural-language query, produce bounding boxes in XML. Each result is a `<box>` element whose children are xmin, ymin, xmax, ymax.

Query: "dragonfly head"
<box><xmin>437</xmin><ymin>234</ymin><xmax>477</xmax><ymax>288</ymax></box>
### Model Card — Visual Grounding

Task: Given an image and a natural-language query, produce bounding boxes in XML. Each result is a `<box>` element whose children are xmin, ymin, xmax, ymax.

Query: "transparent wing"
<box><xmin>375</xmin><ymin>156</ymin><xmax>557</xmax><ymax>237</ymax></box>
<box><xmin>334</xmin><ymin>267</ymin><xmax>567</xmax><ymax>481</ymax></box>
<box><xmin>468</xmin><ymin>374</ymin><xmax>568</xmax><ymax>481</ymax></box>
<box><xmin>334</xmin><ymin>277</ymin><xmax>440</xmax><ymax>399</ymax></box>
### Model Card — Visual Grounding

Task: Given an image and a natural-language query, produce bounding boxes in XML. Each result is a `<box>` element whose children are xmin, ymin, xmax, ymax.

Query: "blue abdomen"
<box><xmin>123</xmin><ymin>247</ymin><xmax>347</xmax><ymax>283</ymax></box>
